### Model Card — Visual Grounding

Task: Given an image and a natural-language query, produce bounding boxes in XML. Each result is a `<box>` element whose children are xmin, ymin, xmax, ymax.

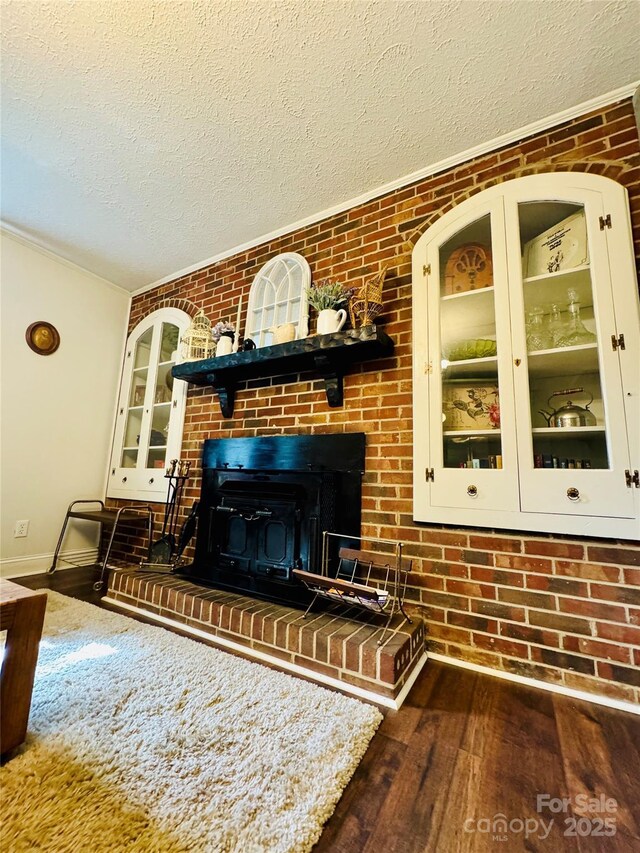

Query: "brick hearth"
<box><xmin>105</xmin><ymin>568</ymin><xmax>427</xmax><ymax>708</ymax></box>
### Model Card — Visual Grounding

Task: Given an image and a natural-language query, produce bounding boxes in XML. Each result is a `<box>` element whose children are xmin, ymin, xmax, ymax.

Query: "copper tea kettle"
<box><xmin>538</xmin><ymin>388</ymin><xmax>596</xmax><ymax>428</ymax></box>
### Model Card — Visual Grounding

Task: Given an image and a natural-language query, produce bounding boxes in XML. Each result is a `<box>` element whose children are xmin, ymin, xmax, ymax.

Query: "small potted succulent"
<box><xmin>306</xmin><ymin>279</ymin><xmax>351</xmax><ymax>334</ymax></box>
<box><xmin>212</xmin><ymin>320</ymin><xmax>235</xmax><ymax>356</ymax></box>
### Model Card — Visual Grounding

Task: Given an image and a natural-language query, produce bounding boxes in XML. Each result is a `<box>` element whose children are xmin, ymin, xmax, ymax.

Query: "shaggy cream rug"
<box><xmin>1</xmin><ymin>591</ymin><xmax>382</xmax><ymax>852</ymax></box>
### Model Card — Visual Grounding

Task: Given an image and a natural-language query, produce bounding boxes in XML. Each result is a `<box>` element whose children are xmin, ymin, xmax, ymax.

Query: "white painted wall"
<box><xmin>0</xmin><ymin>231</ymin><xmax>130</xmax><ymax>576</ymax></box>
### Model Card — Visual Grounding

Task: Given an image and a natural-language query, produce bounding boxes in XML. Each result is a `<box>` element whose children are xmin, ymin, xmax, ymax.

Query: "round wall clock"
<box><xmin>25</xmin><ymin>321</ymin><xmax>60</xmax><ymax>355</ymax></box>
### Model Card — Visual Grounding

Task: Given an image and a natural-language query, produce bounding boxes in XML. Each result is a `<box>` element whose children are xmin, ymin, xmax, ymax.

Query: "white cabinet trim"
<box><xmin>412</xmin><ymin>173</ymin><xmax>640</xmax><ymax>539</ymax></box>
<box><xmin>108</xmin><ymin>307</ymin><xmax>191</xmax><ymax>502</ymax></box>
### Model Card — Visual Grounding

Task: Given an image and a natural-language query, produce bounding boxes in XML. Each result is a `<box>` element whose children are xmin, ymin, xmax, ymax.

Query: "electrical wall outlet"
<box><xmin>14</xmin><ymin>519</ymin><xmax>29</xmax><ymax>538</ymax></box>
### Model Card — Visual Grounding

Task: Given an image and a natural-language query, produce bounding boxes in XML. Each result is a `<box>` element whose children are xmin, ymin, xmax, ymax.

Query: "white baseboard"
<box><xmin>104</xmin><ymin>596</ymin><xmax>428</xmax><ymax>710</ymax></box>
<box><xmin>0</xmin><ymin>548</ymin><xmax>99</xmax><ymax>579</ymax></box>
<box><xmin>429</xmin><ymin>652</ymin><xmax>639</xmax><ymax>716</ymax></box>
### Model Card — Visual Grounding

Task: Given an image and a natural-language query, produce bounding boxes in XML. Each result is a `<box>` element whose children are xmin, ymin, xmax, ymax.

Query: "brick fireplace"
<box><xmin>105</xmin><ymin>431</ymin><xmax>428</xmax><ymax>707</ymax></box>
<box><xmin>108</xmin><ymin>96</ymin><xmax>640</xmax><ymax>707</ymax></box>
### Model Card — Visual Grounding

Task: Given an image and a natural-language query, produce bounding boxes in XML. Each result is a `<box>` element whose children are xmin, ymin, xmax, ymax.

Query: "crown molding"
<box><xmin>0</xmin><ymin>223</ymin><xmax>129</xmax><ymax>296</ymax></box>
<box><xmin>133</xmin><ymin>80</ymin><xmax>639</xmax><ymax>297</ymax></box>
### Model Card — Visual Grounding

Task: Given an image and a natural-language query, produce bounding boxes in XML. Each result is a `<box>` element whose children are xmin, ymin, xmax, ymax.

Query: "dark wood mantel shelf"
<box><xmin>172</xmin><ymin>325</ymin><xmax>394</xmax><ymax>417</ymax></box>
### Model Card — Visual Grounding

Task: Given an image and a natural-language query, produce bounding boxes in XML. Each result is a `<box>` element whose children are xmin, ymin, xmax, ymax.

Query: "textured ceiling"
<box><xmin>1</xmin><ymin>0</ymin><xmax>638</xmax><ymax>291</ymax></box>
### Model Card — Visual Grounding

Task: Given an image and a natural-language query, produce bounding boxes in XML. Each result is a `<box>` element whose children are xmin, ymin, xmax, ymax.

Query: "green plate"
<box><xmin>445</xmin><ymin>339</ymin><xmax>497</xmax><ymax>361</ymax></box>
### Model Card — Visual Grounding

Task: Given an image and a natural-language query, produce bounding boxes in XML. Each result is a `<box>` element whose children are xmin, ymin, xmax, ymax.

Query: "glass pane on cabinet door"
<box><xmin>122</xmin><ymin>327</ymin><xmax>154</xmax><ymax>467</ymax></box>
<box><xmin>518</xmin><ymin>202</ymin><xmax>608</xmax><ymax>470</ymax></box>
<box><xmin>121</xmin><ymin>408</ymin><xmax>141</xmax><ymax>467</ymax></box>
<box><xmin>148</xmin><ymin>323</ymin><xmax>179</xmax><ymax>470</ymax></box>
<box><xmin>129</xmin><ymin>327</ymin><xmax>153</xmax><ymax>407</ymax></box>
<box><xmin>159</xmin><ymin>323</ymin><xmax>179</xmax><ymax>363</ymax></box>
<box><xmin>154</xmin><ymin>323</ymin><xmax>179</xmax><ymax>405</ymax></box>
<box><xmin>147</xmin><ymin>402</ymin><xmax>169</xmax><ymax>469</ymax></box>
<box><xmin>133</xmin><ymin>327</ymin><xmax>153</xmax><ymax>369</ymax></box>
<box><xmin>439</xmin><ymin>214</ymin><xmax>503</xmax><ymax>469</ymax></box>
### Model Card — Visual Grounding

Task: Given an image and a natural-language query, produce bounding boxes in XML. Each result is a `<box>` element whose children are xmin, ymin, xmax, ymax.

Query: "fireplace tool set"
<box><xmin>142</xmin><ymin>460</ymin><xmax>198</xmax><ymax>573</ymax></box>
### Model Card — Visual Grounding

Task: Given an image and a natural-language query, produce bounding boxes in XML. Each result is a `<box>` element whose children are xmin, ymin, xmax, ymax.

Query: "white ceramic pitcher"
<box><xmin>215</xmin><ymin>334</ymin><xmax>234</xmax><ymax>356</ymax></box>
<box><xmin>317</xmin><ymin>308</ymin><xmax>347</xmax><ymax>335</ymax></box>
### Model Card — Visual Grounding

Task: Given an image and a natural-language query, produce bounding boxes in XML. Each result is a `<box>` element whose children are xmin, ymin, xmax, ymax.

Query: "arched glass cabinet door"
<box><xmin>108</xmin><ymin>308</ymin><xmax>190</xmax><ymax>501</ymax></box>
<box><xmin>418</xmin><ymin>198</ymin><xmax>519</xmax><ymax>513</ymax></box>
<box><xmin>503</xmin><ymin>177</ymin><xmax>635</xmax><ymax>520</ymax></box>
<box><xmin>246</xmin><ymin>253</ymin><xmax>310</xmax><ymax>347</ymax></box>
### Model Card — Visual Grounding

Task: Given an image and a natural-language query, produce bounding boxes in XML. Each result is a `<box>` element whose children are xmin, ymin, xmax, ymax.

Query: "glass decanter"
<box><xmin>525</xmin><ymin>305</ymin><xmax>554</xmax><ymax>352</ymax></box>
<box><xmin>555</xmin><ymin>289</ymin><xmax>597</xmax><ymax>347</ymax></box>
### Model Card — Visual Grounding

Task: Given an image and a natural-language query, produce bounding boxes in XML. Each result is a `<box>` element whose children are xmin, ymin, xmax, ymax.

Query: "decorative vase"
<box><xmin>216</xmin><ymin>333</ymin><xmax>234</xmax><ymax>356</ymax></box>
<box><xmin>317</xmin><ymin>308</ymin><xmax>347</xmax><ymax>335</ymax></box>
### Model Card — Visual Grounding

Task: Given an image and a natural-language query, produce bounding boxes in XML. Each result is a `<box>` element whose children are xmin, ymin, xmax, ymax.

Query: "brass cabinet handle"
<box><xmin>567</xmin><ymin>487</ymin><xmax>580</xmax><ymax>501</ymax></box>
<box><xmin>467</xmin><ymin>485</ymin><xmax>478</xmax><ymax>497</ymax></box>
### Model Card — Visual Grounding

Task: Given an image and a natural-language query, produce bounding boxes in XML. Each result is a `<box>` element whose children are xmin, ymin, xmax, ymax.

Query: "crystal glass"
<box><xmin>525</xmin><ymin>305</ymin><xmax>553</xmax><ymax>351</ymax></box>
<box><xmin>555</xmin><ymin>289</ymin><xmax>597</xmax><ymax>347</ymax></box>
<box><xmin>546</xmin><ymin>303</ymin><xmax>564</xmax><ymax>348</ymax></box>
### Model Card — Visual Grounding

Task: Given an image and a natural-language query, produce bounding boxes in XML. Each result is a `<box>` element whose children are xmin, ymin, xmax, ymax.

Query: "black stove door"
<box><xmin>216</xmin><ymin>496</ymin><xmax>301</xmax><ymax>583</ymax></box>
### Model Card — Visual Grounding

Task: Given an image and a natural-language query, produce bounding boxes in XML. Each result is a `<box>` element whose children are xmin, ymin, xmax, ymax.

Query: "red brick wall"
<box><xmin>113</xmin><ymin>98</ymin><xmax>640</xmax><ymax>705</ymax></box>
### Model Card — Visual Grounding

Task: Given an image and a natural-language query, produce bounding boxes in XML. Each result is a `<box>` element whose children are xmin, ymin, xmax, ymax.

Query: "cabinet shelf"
<box><xmin>441</xmin><ymin>285</ymin><xmax>495</xmax><ymax>303</ymax></box>
<box><xmin>527</xmin><ymin>343</ymin><xmax>598</xmax><ymax>377</ymax></box>
<box><xmin>442</xmin><ymin>356</ymin><xmax>498</xmax><ymax>378</ymax></box>
<box><xmin>522</xmin><ymin>265</ymin><xmax>593</xmax><ymax>308</ymax></box>
<box><xmin>522</xmin><ymin>263</ymin><xmax>590</xmax><ymax>285</ymax></box>
<box><xmin>172</xmin><ymin>325</ymin><xmax>394</xmax><ymax>417</ymax></box>
<box><xmin>444</xmin><ymin>429</ymin><xmax>501</xmax><ymax>437</ymax></box>
<box><xmin>531</xmin><ymin>426</ymin><xmax>604</xmax><ymax>436</ymax></box>
<box><xmin>441</xmin><ymin>288</ymin><xmax>496</xmax><ymax>339</ymax></box>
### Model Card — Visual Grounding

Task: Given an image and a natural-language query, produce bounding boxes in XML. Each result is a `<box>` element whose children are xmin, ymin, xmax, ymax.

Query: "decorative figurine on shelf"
<box><xmin>348</xmin><ymin>265</ymin><xmax>387</xmax><ymax>328</ymax></box>
<box><xmin>180</xmin><ymin>309</ymin><xmax>215</xmax><ymax>362</ymax></box>
<box><xmin>212</xmin><ymin>320</ymin><xmax>235</xmax><ymax>356</ymax></box>
<box><xmin>306</xmin><ymin>278</ymin><xmax>351</xmax><ymax>334</ymax></box>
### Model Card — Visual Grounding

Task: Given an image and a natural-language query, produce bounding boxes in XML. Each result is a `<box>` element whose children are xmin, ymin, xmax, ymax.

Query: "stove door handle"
<box><xmin>215</xmin><ymin>505</ymin><xmax>272</xmax><ymax>521</ymax></box>
<box><xmin>242</xmin><ymin>509</ymin><xmax>273</xmax><ymax>521</ymax></box>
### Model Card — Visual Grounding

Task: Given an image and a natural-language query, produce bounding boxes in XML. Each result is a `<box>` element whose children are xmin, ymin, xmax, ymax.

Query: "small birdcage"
<box><xmin>348</xmin><ymin>265</ymin><xmax>388</xmax><ymax>328</ymax></box>
<box><xmin>180</xmin><ymin>310</ymin><xmax>215</xmax><ymax>361</ymax></box>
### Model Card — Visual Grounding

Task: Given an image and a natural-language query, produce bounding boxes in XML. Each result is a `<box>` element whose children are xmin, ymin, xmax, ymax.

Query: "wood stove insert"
<box><xmin>181</xmin><ymin>434</ymin><xmax>365</xmax><ymax>607</ymax></box>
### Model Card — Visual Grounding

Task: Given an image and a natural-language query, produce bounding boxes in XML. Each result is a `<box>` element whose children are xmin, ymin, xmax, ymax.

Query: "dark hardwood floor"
<box><xmin>17</xmin><ymin>567</ymin><xmax>640</xmax><ymax>852</ymax></box>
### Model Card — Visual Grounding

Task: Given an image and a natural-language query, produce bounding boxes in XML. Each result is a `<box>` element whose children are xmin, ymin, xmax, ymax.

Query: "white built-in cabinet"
<box><xmin>107</xmin><ymin>308</ymin><xmax>190</xmax><ymax>502</ymax></box>
<box><xmin>412</xmin><ymin>173</ymin><xmax>640</xmax><ymax>539</ymax></box>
